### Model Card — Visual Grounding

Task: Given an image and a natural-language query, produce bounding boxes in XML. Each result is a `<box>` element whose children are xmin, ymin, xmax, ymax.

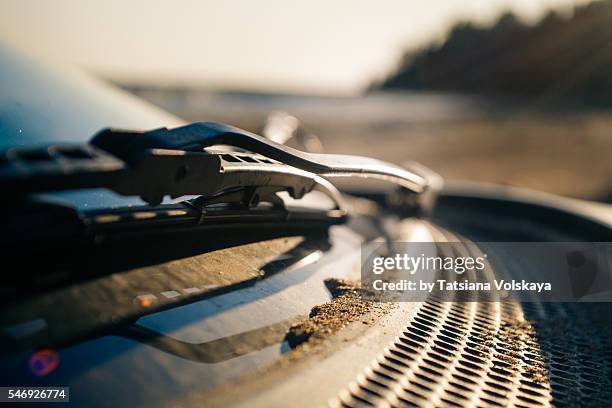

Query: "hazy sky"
<box><xmin>0</xmin><ymin>0</ymin><xmax>592</xmax><ymax>94</ymax></box>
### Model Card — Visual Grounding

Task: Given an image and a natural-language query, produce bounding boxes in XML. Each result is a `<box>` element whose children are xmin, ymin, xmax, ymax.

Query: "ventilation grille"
<box><xmin>331</xmin><ymin>234</ymin><xmax>612</xmax><ymax>407</ymax></box>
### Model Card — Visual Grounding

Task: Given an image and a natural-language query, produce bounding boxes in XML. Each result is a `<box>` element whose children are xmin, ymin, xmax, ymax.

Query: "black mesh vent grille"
<box><xmin>331</xmin><ymin>232</ymin><xmax>612</xmax><ymax>407</ymax></box>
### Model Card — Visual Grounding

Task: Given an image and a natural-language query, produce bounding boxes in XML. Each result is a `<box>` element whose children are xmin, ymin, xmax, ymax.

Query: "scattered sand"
<box><xmin>285</xmin><ymin>278</ymin><xmax>389</xmax><ymax>349</ymax></box>
<box><xmin>496</xmin><ymin>318</ymin><xmax>549</xmax><ymax>385</ymax></box>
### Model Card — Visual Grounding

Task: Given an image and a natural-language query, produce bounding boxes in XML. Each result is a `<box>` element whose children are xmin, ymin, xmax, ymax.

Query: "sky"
<box><xmin>0</xmin><ymin>0</ymin><xmax>593</xmax><ymax>95</ymax></box>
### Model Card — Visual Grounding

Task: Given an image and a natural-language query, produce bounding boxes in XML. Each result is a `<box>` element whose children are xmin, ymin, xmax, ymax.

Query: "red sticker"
<box><xmin>28</xmin><ymin>349</ymin><xmax>60</xmax><ymax>377</ymax></box>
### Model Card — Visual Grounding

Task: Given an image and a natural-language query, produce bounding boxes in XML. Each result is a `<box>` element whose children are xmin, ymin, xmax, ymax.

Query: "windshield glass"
<box><xmin>0</xmin><ymin>45</ymin><xmax>185</xmax><ymax>209</ymax></box>
<box><xmin>0</xmin><ymin>45</ymin><xmax>182</xmax><ymax>150</ymax></box>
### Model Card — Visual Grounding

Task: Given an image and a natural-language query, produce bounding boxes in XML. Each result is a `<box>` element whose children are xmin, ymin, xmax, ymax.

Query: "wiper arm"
<box><xmin>92</xmin><ymin>122</ymin><xmax>441</xmax><ymax>197</ymax></box>
<box><xmin>2</xmin><ymin>122</ymin><xmax>440</xmax><ymax>214</ymax></box>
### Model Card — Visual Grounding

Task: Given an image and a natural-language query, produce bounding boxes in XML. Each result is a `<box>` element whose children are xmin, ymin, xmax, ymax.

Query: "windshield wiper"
<box><xmin>0</xmin><ymin>122</ymin><xmax>441</xmax><ymax>295</ymax></box>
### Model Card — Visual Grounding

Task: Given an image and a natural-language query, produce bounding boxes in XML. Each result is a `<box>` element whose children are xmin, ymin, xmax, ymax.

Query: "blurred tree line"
<box><xmin>378</xmin><ymin>1</ymin><xmax>612</xmax><ymax>98</ymax></box>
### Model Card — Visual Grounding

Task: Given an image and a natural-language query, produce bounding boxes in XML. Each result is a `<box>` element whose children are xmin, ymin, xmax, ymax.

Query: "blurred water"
<box><xmin>124</xmin><ymin>88</ymin><xmax>489</xmax><ymax>125</ymax></box>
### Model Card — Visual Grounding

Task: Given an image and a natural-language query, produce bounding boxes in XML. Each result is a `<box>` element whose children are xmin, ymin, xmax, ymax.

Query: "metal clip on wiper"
<box><xmin>91</xmin><ymin>122</ymin><xmax>442</xmax><ymax>213</ymax></box>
